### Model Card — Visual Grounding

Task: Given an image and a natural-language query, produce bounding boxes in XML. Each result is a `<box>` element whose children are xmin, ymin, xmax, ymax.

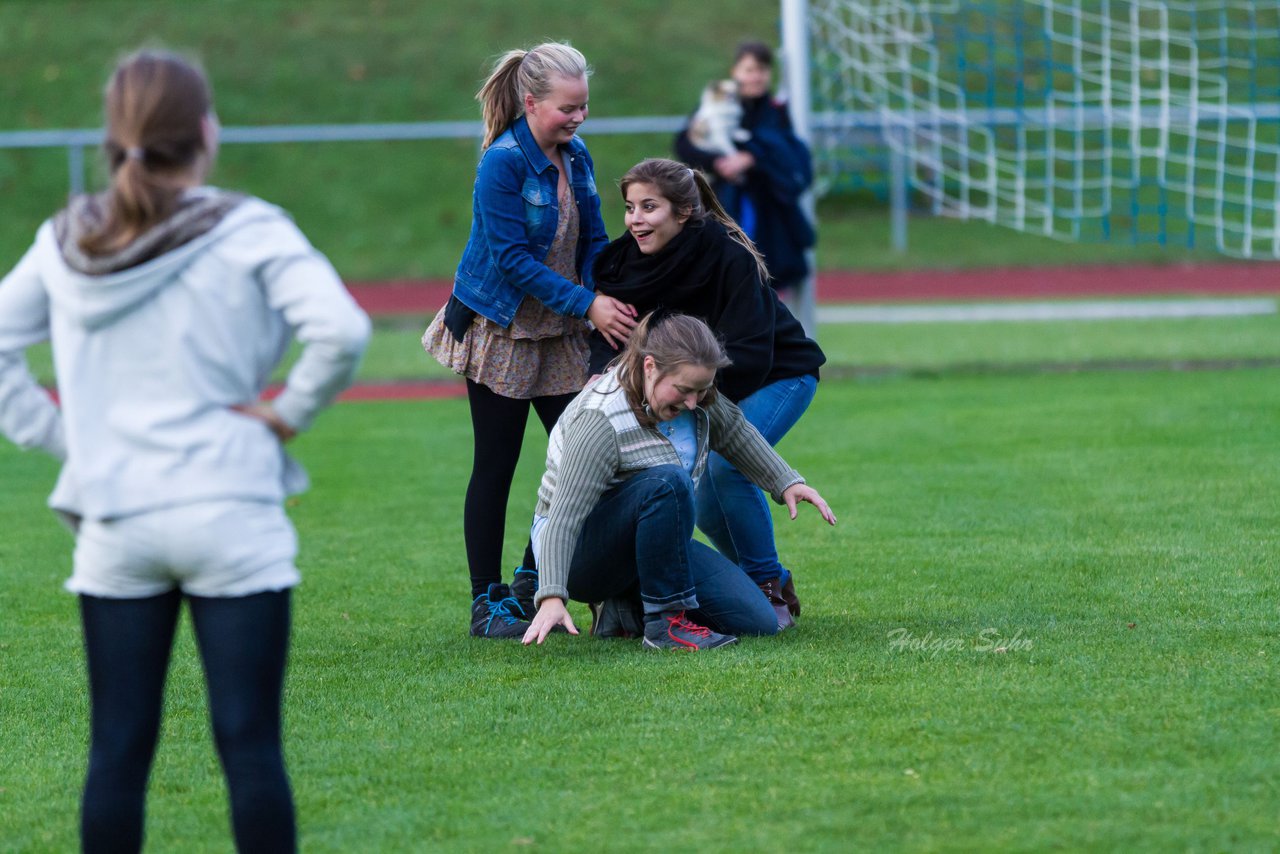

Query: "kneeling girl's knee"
<box><xmin>636</xmin><ymin>464</ymin><xmax>695</xmax><ymax>502</ymax></box>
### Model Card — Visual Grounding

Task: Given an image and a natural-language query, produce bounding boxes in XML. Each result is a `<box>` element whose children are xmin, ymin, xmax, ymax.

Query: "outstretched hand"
<box><xmin>782</xmin><ymin>483</ymin><xmax>837</xmax><ymax>526</ymax></box>
<box><xmin>231</xmin><ymin>402</ymin><xmax>297</xmax><ymax>442</ymax></box>
<box><xmin>588</xmin><ymin>295</ymin><xmax>638</xmax><ymax>350</ymax></box>
<box><xmin>522</xmin><ymin>597</ymin><xmax>579</xmax><ymax>645</ymax></box>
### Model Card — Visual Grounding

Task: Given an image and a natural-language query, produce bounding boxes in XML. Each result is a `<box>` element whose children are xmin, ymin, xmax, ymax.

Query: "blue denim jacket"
<box><xmin>451</xmin><ymin>117</ymin><xmax>609</xmax><ymax>327</ymax></box>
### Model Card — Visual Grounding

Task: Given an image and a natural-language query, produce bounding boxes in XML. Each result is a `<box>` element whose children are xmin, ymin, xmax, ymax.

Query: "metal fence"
<box><xmin>0</xmin><ymin>109</ymin><xmax>896</xmax><ymax>338</ymax></box>
<box><xmin>0</xmin><ymin>116</ymin><xmax>698</xmax><ymax>197</ymax></box>
<box><xmin>0</xmin><ymin>111</ymin><xmax>882</xmax><ymax>338</ymax></box>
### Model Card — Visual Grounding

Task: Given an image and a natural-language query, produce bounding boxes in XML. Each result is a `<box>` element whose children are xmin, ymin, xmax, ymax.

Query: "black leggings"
<box><xmin>465</xmin><ymin>378</ymin><xmax>576</xmax><ymax>597</ymax></box>
<box><xmin>79</xmin><ymin>589</ymin><xmax>294</xmax><ymax>854</ymax></box>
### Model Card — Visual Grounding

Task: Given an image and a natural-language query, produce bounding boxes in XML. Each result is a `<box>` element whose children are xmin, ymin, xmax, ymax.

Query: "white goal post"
<box><xmin>790</xmin><ymin>0</ymin><xmax>1280</xmax><ymax>263</ymax></box>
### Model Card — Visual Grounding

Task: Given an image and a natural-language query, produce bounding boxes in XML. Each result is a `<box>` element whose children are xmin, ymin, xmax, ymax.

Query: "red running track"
<box><xmin>347</xmin><ymin>262</ymin><xmax>1280</xmax><ymax>315</ymax></box>
<box><xmin>41</xmin><ymin>263</ymin><xmax>1280</xmax><ymax>405</ymax></box>
<box><xmin>244</xmin><ymin>262</ymin><xmax>1280</xmax><ymax>401</ymax></box>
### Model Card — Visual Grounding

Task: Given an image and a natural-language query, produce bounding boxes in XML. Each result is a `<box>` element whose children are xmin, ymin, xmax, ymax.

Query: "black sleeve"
<box><xmin>587</xmin><ymin>329</ymin><xmax>618</xmax><ymax>376</ymax></box>
<box><xmin>711</xmin><ymin>255</ymin><xmax>776</xmax><ymax>401</ymax></box>
<box><xmin>740</xmin><ymin>101</ymin><xmax>814</xmax><ymax>202</ymax></box>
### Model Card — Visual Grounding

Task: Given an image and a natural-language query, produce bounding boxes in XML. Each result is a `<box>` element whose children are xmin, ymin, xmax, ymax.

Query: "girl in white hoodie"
<box><xmin>0</xmin><ymin>51</ymin><xmax>369</xmax><ymax>853</ymax></box>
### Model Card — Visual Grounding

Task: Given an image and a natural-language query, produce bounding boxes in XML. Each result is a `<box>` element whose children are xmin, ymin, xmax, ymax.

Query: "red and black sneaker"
<box><xmin>642</xmin><ymin>611</ymin><xmax>738</xmax><ymax>651</ymax></box>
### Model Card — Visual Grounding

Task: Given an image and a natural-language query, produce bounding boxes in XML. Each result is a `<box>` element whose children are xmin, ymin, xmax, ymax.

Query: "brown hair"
<box><xmin>612</xmin><ymin>311</ymin><xmax>732</xmax><ymax>427</ymax></box>
<box><xmin>734</xmin><ymin>40</ymin><xmax>774</xmax><ymax>68</ymax></box>
<box><xmin>79</xmin><ymin>50</ymin><xmax>213</xmax><ymax>256</ymax></box>
<box><xmin>475</xmin><ymin>42</ymin><xmax>591</xmax><ymax>149</ymax></box>
<box><xmin>619</xmin><ymin>158</ymin><xmax>771</xmax><ymax>284</ymax></box>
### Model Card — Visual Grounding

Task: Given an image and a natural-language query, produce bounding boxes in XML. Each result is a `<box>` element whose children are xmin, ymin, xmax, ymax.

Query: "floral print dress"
<box><xmin>423</xmin><ymin>182</ymin><xmax>590</xmax><ymax>399</ymax></box>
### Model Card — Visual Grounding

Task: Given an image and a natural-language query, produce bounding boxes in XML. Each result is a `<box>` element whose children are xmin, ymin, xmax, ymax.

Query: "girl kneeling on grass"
<box><xmin>590</xmin><ymin>157</ymin><xmax>827</xmax><ymax>630</ymax></box>
<box><xmin>522</xmin><ymin>311</ymin><xmax>835</xmax><ymax>650</ymax></box>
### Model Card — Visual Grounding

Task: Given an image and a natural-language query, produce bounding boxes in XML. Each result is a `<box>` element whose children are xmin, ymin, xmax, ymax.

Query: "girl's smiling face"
<box><xmin>731</xmin><ymin>54</ymin><xmax>771</xmax><ymax>99</ymax></box>
<box><xmin>624</xmin><ymin>182</ymin><xmax>691</xmax><ymax>255</ymax></box>
<box><xmin>643</xmin><ymin>357</ymin><xmax>716</xmax><ymax>421</ymax></box>
<box><xmin>525</xmin><ymin>74</ymin><xmax>589</xmax><ymax>150</ymax></box>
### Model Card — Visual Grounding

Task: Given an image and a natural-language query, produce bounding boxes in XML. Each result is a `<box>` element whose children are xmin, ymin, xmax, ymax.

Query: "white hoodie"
<box><xmin>0</xmin><ymin>193</ymin><xmax>371</xmax><ymax>523</ymax></box>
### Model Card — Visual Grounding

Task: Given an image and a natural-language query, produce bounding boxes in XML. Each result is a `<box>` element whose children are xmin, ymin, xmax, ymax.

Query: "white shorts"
<box><xmin>67</xmin><ymin>500</ymin><xmax>300</xmax><ymax>599</ymax></box>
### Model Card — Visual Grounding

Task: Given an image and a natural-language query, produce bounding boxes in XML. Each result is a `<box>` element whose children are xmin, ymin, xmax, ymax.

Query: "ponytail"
<box><xmin>475</xmin><ymin>42</ymin><xmax>591</xmax><ymax>150</ymax></box>
<box><xmin>690</xmin><ymin>168</ymin><xmax>771</xmax><ymax>285</ymax></box>
<box><xmin>80</xmin><ymin>50</ymin><xmax>212</xmax><ymax>256</ymax></box>
<box><xmin>618</xmin><ymin>158</ymin><xmax>771</xmax><ymax>285</ymax></box>
<box><xmin>476</xmin><ymin>50</ymin><xmax>526</xmax><ymax>149</ymax></box>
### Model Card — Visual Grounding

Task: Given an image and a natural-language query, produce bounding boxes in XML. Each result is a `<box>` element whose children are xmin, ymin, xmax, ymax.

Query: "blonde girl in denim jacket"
<box><xmin>422</xmin><ymin>42</ymin><xmax>637</xmax><ymax>637</ymax></box>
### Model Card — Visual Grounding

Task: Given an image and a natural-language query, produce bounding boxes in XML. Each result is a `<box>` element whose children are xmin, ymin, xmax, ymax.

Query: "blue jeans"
<box><xmin>695</xmin><ymin>374</ymin><xmax>819</xmax><ymax>585</ymax></box>
<box><xmin>566</xmin><ymin>465</ymin><xmax>777</xmax><ymax>636</ymax></box>
<box><xmin>79</xmin><ymin>590</ymin><xmax>294</xmax><ymax>853</ymax></box>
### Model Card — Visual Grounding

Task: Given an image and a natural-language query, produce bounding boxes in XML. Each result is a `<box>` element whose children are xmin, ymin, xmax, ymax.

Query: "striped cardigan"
<box><xmin>533</xmin><ymin>368</ymin><xmax>804</xmax><ymax>606</ymax></box>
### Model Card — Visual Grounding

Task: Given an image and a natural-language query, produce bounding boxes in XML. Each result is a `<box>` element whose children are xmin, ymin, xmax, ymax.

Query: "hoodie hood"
<box><xmin>41</xmin><ymin>188</ymin><xmax>262</xmax><ymax>330</ymax></box>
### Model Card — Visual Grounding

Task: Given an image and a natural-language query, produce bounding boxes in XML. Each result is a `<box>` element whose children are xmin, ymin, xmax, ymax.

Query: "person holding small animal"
<box><xmin>521</xmin><ymin>311</ymin><xmax>836</xmax><ymax>650</ymax></box>
<box><xmin>675</xmin><ymin>40</ymin><xmax>816</xmax><ymax>292</ymax></box>
<box><xmin>421</xmin><ymin>42</ymin><xmax>638</xmax><ymax>639</ymax></box>
<box><xmin>589</xmin><ymin>158</ymin><xmax>827</xmax><ymax>632</ymax></box>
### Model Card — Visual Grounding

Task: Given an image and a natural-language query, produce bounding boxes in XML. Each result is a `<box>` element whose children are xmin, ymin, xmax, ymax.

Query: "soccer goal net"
<box><xmin>807</xmin><ymin>0</ymin><xmax>1280</xmax><ymax>257</ymax></box>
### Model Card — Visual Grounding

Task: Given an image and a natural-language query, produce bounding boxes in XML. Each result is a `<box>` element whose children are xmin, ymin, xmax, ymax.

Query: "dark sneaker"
<box><xmin>643</xmin><ymin>611</ymin><xmax>738</xmax><ymax>651</ymax></box>
<box><xmin>507</xmin><ymin>567</ymin><xmax>568</xmax><ymax>633</ymax></box>
<box><xmin>760</xmin><ymin>577</ymin><xmax>796</xmax><ymax>630</ymax></box>
<box><xmin>589</xmin><ymin>596</ymin><xmax>644</xmax><ymax>639</ymax></box>
<box><xmin>470</xmin><ymin>583</ymin><xmax>530</xmax><ymax>639</ymax></box>
<box><xmin>780</xmin><ymin>571</ymin><xmax>801</xmax><ymax>618</ymax></box>
<box><xmin>510</xmin><ymin>567</ymin><xmax>538</xmax><ymax>620</ymax></box>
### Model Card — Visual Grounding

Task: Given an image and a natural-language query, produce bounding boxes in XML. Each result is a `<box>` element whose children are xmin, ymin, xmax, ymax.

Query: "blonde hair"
<box><xmin>79</xmin><ymin>50</ymin><xmax>213</xmax><ymax>256</ymax></box>
<box><xmin>475</xmin><ymin>42</ymin><xmax>591</xmax><ymax>149</ymax></box>
<box><xmin>619</xmin><ymin>158</ymin><xmax>770</xmax><ymax>285</ymax></box>
<box><xmin>612</xmin><ymin>311</ymin><xmax>732</xmax><ymax>427</ymax></box>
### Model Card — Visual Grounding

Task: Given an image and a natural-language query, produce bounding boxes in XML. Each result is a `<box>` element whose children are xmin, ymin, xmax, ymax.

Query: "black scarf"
<box><xmin>593</xmin><ymin>219</ymin><xmax>730</xmax><ymax>319</ymax></box>
<box><xmin>591</xmin><ymin>214</ymin><xmax>825</xmax><ymax>398</ymax></box>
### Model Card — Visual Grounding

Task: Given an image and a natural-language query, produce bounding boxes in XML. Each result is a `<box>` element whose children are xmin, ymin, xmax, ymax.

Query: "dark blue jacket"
<box><xmin>675</xmin><ymin>95</ymin><xmax>816</xmax><ymax>287</ymax></box>
<box><xmin>452</xmin><ymin>116</ymin><xmax>608</xmax><ymax>326</ymax></box>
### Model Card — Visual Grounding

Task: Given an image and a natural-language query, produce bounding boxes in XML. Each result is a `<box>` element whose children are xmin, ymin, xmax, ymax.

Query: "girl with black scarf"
<box><xmin>590</xmin><ymin>158</ymin><xmax>826</xmax><ymax>630</ymax></box>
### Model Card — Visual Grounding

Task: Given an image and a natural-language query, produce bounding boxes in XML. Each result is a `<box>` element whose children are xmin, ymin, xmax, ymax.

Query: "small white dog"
<box><xmin>687</xmin><ymin>79</ymin><xmax>750</xmax><ymax>158</ymax></box>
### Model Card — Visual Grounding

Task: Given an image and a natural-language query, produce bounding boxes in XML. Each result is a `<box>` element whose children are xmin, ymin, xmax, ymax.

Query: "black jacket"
<box><xmin>675</xmin><ymin>94</ymin><xmax>816</xmax><ymax>287</ymax></box>
<box><xmin>591</xmin><ymin>218</ymin><xmax>824</xmax><ymax>402</ymax></box>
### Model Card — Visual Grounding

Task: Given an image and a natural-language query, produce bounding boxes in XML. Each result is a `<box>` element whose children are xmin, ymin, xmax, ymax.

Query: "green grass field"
<box><xmin>3</xmin><ymin>315</ymin><xmax>1279</xmax><ymax>850</ymax></box>
<box><xmin>3</xmin><ymin>2</ymin><xmax>1279</xmax><ymax>850</ymax></box>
